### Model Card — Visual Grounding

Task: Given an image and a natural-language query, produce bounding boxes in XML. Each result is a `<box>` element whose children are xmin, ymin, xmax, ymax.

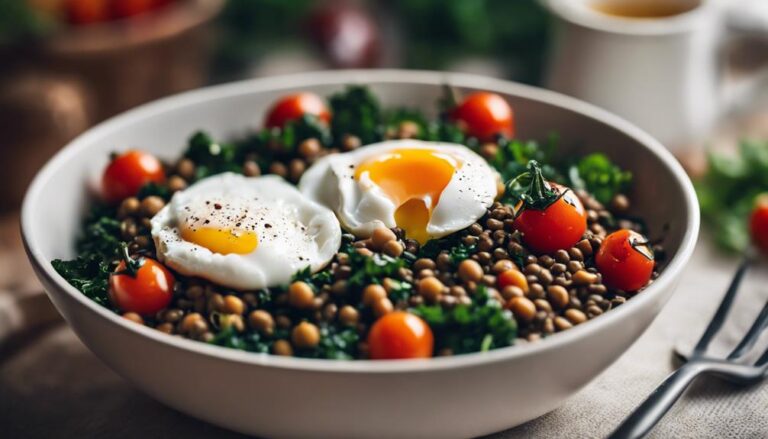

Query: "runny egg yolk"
<box><xmin>355</xmin><ymin>148</ymin><xmax>460</xmax><ymax>243</ymax></box>
<box><xmin>180</xmin><ymin>227</ymin><xmax>258</xmax><ymax>255</ymax></box>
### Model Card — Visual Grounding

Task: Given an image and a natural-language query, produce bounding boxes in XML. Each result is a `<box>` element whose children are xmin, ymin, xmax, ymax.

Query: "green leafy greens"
<box><xmin>696</xmin><ymin>140</ymin><xmax>768</xmax><ymax>252</ymax></box>
<box><xmin>568</xmin><ymin>153</ymin><xmax>632</xmax><ymax>205</ymax></box>
<box><xmin>52</xmin><ymin>205</ymin><xmax>123</xmax><ymax>308</ymax></box>
<box><xmin>413</xmin><ymin>285</ymin><xmax>517</xmax><ymax>354</ymax></box>
<box><xmin>330</xmin><ymin>86</ymin><xmax>383</xmax><ymax>145</ymax></box>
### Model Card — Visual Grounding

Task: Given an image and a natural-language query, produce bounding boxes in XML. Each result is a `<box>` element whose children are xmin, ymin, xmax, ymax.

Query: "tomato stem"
<box><xmin>507</xmin><ymin>160</ymin><xmax>560</xmax><ymax>211</ymax></box>
<box><xmin>629</xmin><ymin>236</ymin><xmax>655</xmax><ymax>260</ymax></box>
<box><xmin>438</xmin><ymin>84</ymin><xmax>459</xmax><ymax>115</ymax></box>
<box><xmin>115</xmin><ymin>244</ymin><xmax>144</xmax><ymax>278</ymax></box>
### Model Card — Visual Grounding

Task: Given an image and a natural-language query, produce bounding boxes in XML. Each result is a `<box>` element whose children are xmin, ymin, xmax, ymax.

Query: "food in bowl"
<box><xmin>51</xmin><ymin>85</ymin><xmax>663</xmax><ymax>360</ymax></box>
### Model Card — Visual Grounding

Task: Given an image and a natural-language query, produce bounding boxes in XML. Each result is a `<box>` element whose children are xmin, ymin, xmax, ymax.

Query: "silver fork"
<box><xmin>608</xmin><ymin>250</ymin><xmax>768</xmax><ymax>439</ymax></box>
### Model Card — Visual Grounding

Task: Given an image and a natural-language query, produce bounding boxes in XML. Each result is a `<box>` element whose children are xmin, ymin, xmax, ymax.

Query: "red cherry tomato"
<box><xmin>450</xmin><ymin>92</ymin><xmax>515</xmax><ymax>141</ymax></box>
<box><xmin>264</xmin><ymin>93</ymin><xmax>331</xmax><ymax>129</ymax></box>
<box><xmin>112</xmin><ymin>0</ymin><xmax>157</xmax><ymax>19</ymax></box>
<box><xmin>514</xmin><ymin>184</ymin><xmax>587</xmax><ymax>254</ymax></box>
<box><xmin>66</xmin><ymin>0</ymin><xmax>110</xmax><ymax>25</ymax></box>
<box><xmin>596</xmin><ymin>229</ymin><xmax>655</xmax><ymax>292</ymax></box>
<box><xmin>109</xmin><ymin>258</ymin><xmax>174</xmax><ymax>316</ymax></box>
<box><xmin>102</xmin><ymin>150</ymin><xmax>165</xmax><ymax>203</ymax></box>
<box><xmin>367</xmin><ymin>311</ymin><xmax>434</xmax><ymax>360</ymax></box>
<box><xmin>750</xmin><ymin>194</ymin><xmax>768</xmax><ymax>253</ymax></box>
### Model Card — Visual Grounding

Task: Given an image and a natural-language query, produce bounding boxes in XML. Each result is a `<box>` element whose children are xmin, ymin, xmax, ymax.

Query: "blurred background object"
<box><xmin>0</xmin><ymin>0</ymin><xmax>552</xmax><ymax>210</ymax></box>
<box><xmin>1</xmin><ymin>0</ymin><xmax>767</xmax><ymax>213</ymax></box>
<box><xmin>1</xmin><ymin>0</ymin><xmax>224</xmax><ymax>209</ymax></box>
<box><xmin>544</xmin><ymin>0</ymin><xmax>768</xmax><ymax>153</ymax></box>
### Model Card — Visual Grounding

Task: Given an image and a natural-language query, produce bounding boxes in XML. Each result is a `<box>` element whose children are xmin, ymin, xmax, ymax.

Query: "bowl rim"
<box><xmin>21</xmin><ymin>69</ymin><xmax>700</xmax><ymax>374</ymax></box>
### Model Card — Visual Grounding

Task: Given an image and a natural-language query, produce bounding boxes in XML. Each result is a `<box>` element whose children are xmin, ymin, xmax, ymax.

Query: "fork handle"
<box><xmin>607</xmin><ymin>364</ymin><xmax>704</xmax><ymax>439</ymax></box>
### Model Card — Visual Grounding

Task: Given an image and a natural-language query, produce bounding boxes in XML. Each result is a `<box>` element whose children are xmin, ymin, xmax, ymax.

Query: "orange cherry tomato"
<box><xmin>367</xmin><ymin>311</ymin><xmax>434</xmax><ymax>360</ymax></box>
<box><xmin>66</xmin><ymin>0</ymin><xmax>110</xmax><ymax>25</ymax></box>
<box><xmin>595</xmin><ymin>229</ymin><xmax>655</xmax><ymax>292</ymax></box>
<box><xmin>110</xmin><ymin>258</ymin><xmax>174</xmax><ymax>316</ymax></box>
<box><xmin>750</xmin><ymin>194</ymin><xmax>768</xmax><ymax>254</ymax></box>
<box><xmin>264</xmin><ymin>93</ymin><xmax>331</xmax><ymax>129</ymax></box>
<box><xmin>514</xmin><ymin>184</ymin><xmax>587</xmax><ymax>254</ymax></box>
<box><xmin>497</xmin><ymin>269</ymin><xmax>528</xmax><ymax>291</ymax></box>
<box><xmin>450</xmin><ymin>92</ymin><xmax>515</xmax><ymax>141</ymax></box>
<box><xmin>102</xmin><ymin>150</ymin><xmax>165</xmax><ymax>204</ymax></box>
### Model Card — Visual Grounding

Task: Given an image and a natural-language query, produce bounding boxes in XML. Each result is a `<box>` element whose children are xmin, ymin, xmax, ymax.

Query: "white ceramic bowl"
<box><xmin>21</xmin><ymin>70</ymin><xmax>699</xmax><ymax>438</ymax></box>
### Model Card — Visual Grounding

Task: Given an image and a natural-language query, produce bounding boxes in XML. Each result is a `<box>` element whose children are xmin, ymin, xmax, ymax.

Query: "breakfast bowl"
<box><xmin>21</xmin><ymin>70</ymin><xmax>699</xmax><ymax>438</ymax></box>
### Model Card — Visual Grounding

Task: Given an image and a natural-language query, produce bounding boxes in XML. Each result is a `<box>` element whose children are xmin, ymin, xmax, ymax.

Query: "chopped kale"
<box><xmin>329</xmin><ymin>86</ymin><xmax>383</xmax><ymax>145</ymax></box>
<box><xmin>291</xmin><ymin>265</ymin><xmax>334</xmax><ymax>289</ymax></box>
<box><xmin>490</xmin><ymin>136</ymin><xmax>559</xmax><ymax>183</ymax></box>
<box><xmin>413</xmin><ymin>285</ymin><xmax>517</xmax><ymax>354</ymax></box>
<box><xmin>419</xmin><ymin>233</ymin><xmax>476</xmax><ymax>267</ymax></box>
<box><xmin>136</xmin><ymin>182</ymin><xmax>172</xmax><ymax>201</ymax></box>
<box><xmin>568</xmin><ymin>153</ymin><xmax>632</xmax><ymax>205</ymax></box>
<box><xmin>52</xmin><ymin>204</ymin><xmax>123</xmax><ymax>307</ymax></box>
<box><xmin>76</xmin><ymin>205</ymin><xmax>122</xmax><ymax>260</ymax></box>
<box><xmin>185</xmin><ymin>131</ymin><xmax>243</xmax><ymax>180</ymax></box>
<box><xmin>345</xmin><ymin>244</ymin><xmax>407</xmax><ymax>290</ymax></box>
<box><xmin>275</xmin><ymin>114</ymin><xmax>332</xmax><ymax>151</ymax></box>
<box><xmin>210</xmin><ymin>326</ymin><xmax>273</xmax><ymax>354</ymax></box>
<box><xmin>383</xmin><ymin>278</ymin><xmax>413</xmax><ymax>303</ymax></box>
<box><xmin>383</xmin><ymin>108</ymin><xmax>429</xmax><ymax>139</ymax></box>
<box><xmin>425</xmin><ymin>120</ymin><xmax>467</xmax><ymax>144</ymax></box>
<box><xmin>52</xmin><ymin>254</ymin><xmax>113</xmax><ymax>308</ymax></box>
<box><xmin>300</xmin><ymin>325</ymin><xmax>360</xmax><ymax>360</ymax></box>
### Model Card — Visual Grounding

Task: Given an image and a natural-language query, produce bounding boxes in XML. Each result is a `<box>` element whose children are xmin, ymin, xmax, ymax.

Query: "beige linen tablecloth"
<box><xmin>2</xmin><ymin>211</ymin><xmax>767</xmax><ymax>438</ymax></box>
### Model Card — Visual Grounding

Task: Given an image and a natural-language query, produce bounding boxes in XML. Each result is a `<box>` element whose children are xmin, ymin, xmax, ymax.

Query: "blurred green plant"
<box><xmin>0</xmin><ymin>0</ymin><xmax>53</xmax><ymax>45</ymax></box>
<box><xmin>696</xmin><ymin>140</ymin><xmax>768</xmax><ymax>252</ymax></box>
<box><xmin>214</xmin><ymin>0</ymin><xmax>550</xmax><ymax>84</ymax></box>
<box><xmin>391</xmin><ymin>0</ymin><xmax>550</xmax><ymax>83</ymax></box>
<box><xmin>213</xmin><ymin>0</ymin><xmax>315</xmax><ymax>80</ymax></box>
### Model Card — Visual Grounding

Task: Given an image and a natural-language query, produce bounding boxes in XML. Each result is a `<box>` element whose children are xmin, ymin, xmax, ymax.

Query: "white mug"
<box><xmin>544</xmin><ymin>0</ymin><xmax>768</xmax><ymax>152</ymax></box>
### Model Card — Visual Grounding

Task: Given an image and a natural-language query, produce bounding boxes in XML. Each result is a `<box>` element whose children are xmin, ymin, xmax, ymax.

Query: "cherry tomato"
<box><xmin>112</xmin><ymin>0</ymin><xmax>157</xmax><ymax>19</ymax></box>
<box><xmin>66</xmin><ymin>0</ymin><xmax>110</xmax><ymax>25</ymax></box>
<box><xmin>264</xmin><ymin>93</ymin><xmax>331</xmax><ymax>129</ymax></box>
<box><xmin>367</xmin><ymin>311</ymin><xmax>434</xmax><ymax>360</ymax></box>
<box><xmin>497</xmin><ymin>269</ymin><xmax>528</xmax><ymax>291</ymax></box>
<box><xmin>102</xmin><ymin>150</ymin><xmax>165</xmax><ymax>203</ymax></box>
<box><xmin>596</xmin><ymin>229</ymin><xmax>655</xmax><ymax>292</ymax></box>
<box><xmin>750</xmin><ymin>194</ymin><xmax>768</xmax><ymax>253</ymax></box>
<box><xmin>109</xmin><ymin>258</ymin><xmax>174</xmax><ymax>316</ymax></box>
<box><xmin>514</xmin><ymin>184</ymin><xmax>587</xmax><ymax>254</ymax></box>
<box><xmin>450</xmin><ymin>92</ymin><xmax>515</xmax><ymax>141</ymax></box>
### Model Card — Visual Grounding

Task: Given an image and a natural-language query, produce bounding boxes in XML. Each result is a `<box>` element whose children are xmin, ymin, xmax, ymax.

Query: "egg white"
<box><xmin>151</xmin><ymin>173</ymin><xmax>341</xmax><ymax>290</ymax></box>
<box><xmin>299</xmin><ymin>139</ymin><xmax>498</xmax><ymax>240</ymax></box>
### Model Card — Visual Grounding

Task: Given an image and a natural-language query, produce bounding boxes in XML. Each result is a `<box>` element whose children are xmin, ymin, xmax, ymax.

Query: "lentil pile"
<box><xmin>53</xmin><ymin>85</ymin><xmax>664</xmax><ymax>360</ymax></box>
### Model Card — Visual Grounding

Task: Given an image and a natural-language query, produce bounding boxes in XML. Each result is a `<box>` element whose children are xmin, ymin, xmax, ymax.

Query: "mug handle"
<box><xmin>720</xmin><ymin>0</ymin><xmax>768</xmax><ymax>114</ymax></box>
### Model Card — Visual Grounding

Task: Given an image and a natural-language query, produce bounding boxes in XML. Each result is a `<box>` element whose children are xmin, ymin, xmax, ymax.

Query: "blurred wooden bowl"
<box><xmin>42</xmin><ymin>0</ymin><xmax>225</xmax><ymax>121</ymax></box>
